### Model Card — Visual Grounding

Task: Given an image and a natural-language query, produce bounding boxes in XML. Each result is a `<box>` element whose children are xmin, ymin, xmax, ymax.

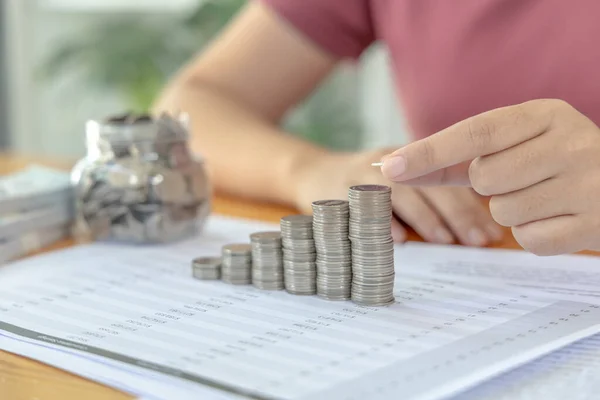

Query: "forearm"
<box><xmin>153</xmin><ymin>79</ymin><xmax>329</xmax><ymax>208</ymax></box>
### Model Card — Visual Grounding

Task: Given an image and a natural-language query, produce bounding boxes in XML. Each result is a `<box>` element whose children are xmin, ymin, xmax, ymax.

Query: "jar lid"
<box><xmin>86</xmin><ymin>112</ymin><xmax>189</xmax><ymax>147</ymax></box>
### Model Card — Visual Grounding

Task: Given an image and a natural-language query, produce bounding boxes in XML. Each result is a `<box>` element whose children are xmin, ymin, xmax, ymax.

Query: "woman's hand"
<box><xmin>379</xmin><ymin>99</ymin><xmax>600</xmax><ymax>255</ymax></box>
<box><xmin>293</xmin><ymin>148</ymin><xmax>503</xmax><ymax>245</ymax></box>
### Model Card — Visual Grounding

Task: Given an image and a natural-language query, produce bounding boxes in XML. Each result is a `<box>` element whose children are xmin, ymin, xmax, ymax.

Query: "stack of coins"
<box><xmin>312</xmin><ymin>200</ymin><xmax>352</xmax><ymax>300</ymax></box>
<box><xmin>221</xmin><ymin>244</ymin><xmax>252</xmax><ymax>285</ymax></box>
<box><xmin>280</xmin><ymin>215</ymin><xmax>317</xmax><ymax>295</ymax></box>
<box><xmin>191</xmin><ymin>257</ymin><xmax>222</xmax><ymax>280</ymax></box>
<box><xmin>250</xmin><ymin>232</ymin><xmax>284</xmax><ymax>290</ymax></box>
<box><xmin>348</xmin><ymin>185</ymin><xmax>395</xmax><ymax>306</ymax></box>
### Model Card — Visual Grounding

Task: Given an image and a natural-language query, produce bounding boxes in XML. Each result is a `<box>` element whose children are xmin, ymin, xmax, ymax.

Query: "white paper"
<box><xmin>397</xmin><ymin>242</ymin><xmax>600</xmax><ymax>303</ymax></box>
<box><xmin>393</xmin><ymin>242</ymin><xmax>600</xmax><ymax>400</ymax></box>
<box><xmin>0</xmin><ymin>203</ymin><xmax>73</xmax><ymax>240</ymax></box>
<box><xmin>454</xmin><ymin>333</ymin><xmax>600</xmax><ymax>400</ymax></box>
<box><xmin>0</xmin><ymin>165</ymin><xmax>73</xmax><ymax>215</ymax></box>
<box><xmin>0</xmin><ymin>329</ymin><xmax>247</xmax><ymax>400</ymax></box>
<box><xmin>1</xmin><ymin>217</ymin><xmax>600</xmax><ymax>400</ymax></box>
<box><xmin>0</xmin><ymin>225</ymin><xmax>70</xmax><ymax>264</ymax></box>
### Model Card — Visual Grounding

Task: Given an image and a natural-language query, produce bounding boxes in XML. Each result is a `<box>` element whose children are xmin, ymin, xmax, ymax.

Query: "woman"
<box><xmin>154</xmin><ymin>0</ymin><xmax>600</xmax><ymax>255</ymax></box>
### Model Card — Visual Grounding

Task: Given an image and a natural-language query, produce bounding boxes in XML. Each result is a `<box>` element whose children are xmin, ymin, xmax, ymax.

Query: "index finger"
<box><xmin>381</xmin><ymin>100</ymin><xmax>553</xmax><ymax>185</ymax></box>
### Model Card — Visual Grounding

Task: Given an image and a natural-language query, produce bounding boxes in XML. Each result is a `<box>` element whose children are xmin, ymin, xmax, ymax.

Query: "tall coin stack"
<box><xmin>221</xmin><ymin>244</ymin><xmax>252</xmax><ymax>285</ymax></box>
<box><xmin>348</xmin><ymin>185</ymin><xmax>395</xmax><ymax>306</ymax></box>
<box><xmin>250</xmin><ymin>232</ymin><xmax>284</xmax><ymax>290</ymax></box>
<box><xmin>312</xmin><ymin>200</ymin><xmax>352</xmax><ymax>300</ymax></box>
<box><xmin>280</xmin><ymin>215</ymin><xmax>317</xmax><ymax>295</ymax></box>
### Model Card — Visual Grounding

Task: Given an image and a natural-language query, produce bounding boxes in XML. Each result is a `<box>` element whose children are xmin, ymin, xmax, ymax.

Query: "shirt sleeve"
<box><xmin>258</xmin><ymin>0</ymin><xmax>376</xmax><ymax>60</ymax></box>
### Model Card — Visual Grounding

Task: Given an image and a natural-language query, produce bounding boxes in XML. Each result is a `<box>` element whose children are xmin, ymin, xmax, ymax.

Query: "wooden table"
<box><xmin>0</xmin><ymin>153</ymin><xmax>564</xmax><ymax>400</ymax></box>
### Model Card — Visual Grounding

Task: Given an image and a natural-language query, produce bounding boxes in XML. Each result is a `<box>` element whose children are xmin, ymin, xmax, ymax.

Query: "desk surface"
<box><xmin>0</xmin><ymin>153</ymin><xmax>550</xmax><ymax>400</ymax></box>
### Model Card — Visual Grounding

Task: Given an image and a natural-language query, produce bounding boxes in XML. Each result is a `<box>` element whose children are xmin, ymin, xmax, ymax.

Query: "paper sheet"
<box><xmin>393</xmin><ymin>242</ymin><xmax>600</xmax><ymax>400</ymax></box>
<box><xmin>1</xmin><ymin>217</ymin><xmax>600</xmax><ymax>400</ymax></box>
<box><xmin>455</xmin><ymin>333</ymin><xmax>600</xmax><ymax>400</ymax></box>
<box><xmin>397</xmin><ymin>242</ymin><xmax>600</xmax><ymax>303</ymax></box>
<box><xmin>0</xmin><ymin>165</ymin><xmax>73</xmax><ymax>215</ymax></box>
<box><xmin>0</xmin><ymin>225</ymin><xmax>69</xmax><ymax>264</ymax></box>
<box><xmin>0</xmin><ymin>203</ymin><xmax>73</xmax><ymax>241</ymax></box>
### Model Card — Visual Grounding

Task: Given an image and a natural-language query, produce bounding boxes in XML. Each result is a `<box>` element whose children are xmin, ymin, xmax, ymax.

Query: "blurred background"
<box><xmin>0</xmin><ymin>0</ymin><xmax>410</xmax><ymax>160</ymax></box>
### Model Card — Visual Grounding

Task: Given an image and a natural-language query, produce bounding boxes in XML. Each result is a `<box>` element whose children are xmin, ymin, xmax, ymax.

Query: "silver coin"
<box><xmin>221</xmin><ymin>266</ymin><xmax>251</xmax><ymax>275</ymax></box>
<box><xmin>317</xmin><ymin>262</ymin><xmax>352</xmax><ymax>270</ymax></box>
<box><xmin>312</xmin><ymin>199</ymin><xmax>349</xmax><ymax>208</ymax></box>
<box><xmin>192</xmin><ymin>267</ymin><xmax>221</xmax><ymax>280</ymax></box>
<box><xmin>222</xmin><ymin>243</ymin><xmax>252</xmax><ymax>256</ymax></box>
<box><xmin>282</xmin><ymin>240</ymin><xmax>316</xmax><ymax>251</ymax></box>
<box><xmin>311</xmin><ymin>197</ymin><xmax>352</xmax><ymax>301</ymax></box>
<box><xmin>221</xmin><ymin>241</ymin><xmax>253</xmax><ymax>286</ymax></box>
<box><xmin>348</xmin><ymin>183</ymin><xmax>395</xmax><ymax>306</ymax></box>
<box><xmin>250</xmin><ymin>231</ymin><xmax>282</xmax><ymax>243</ymax></box>
<box><xmin>250</xmin><ymin>257</ymin><xmax>282</xmax><ymax>265</ymax></box>
<box><xmin>250</xmin><ymin>231</ymin><xmax>284</xmax><ymax>290</ymax></box>
<box><xmin>281</xmin><ymin>231</ymin><xmax>313</xmax><ymax>240</ymax></box>
<box><xmin>281</xmin><ymin>214</ymin><xmax>313</xmax><ymax>226</ymax></box>
<box><xmin>315</xmin><ymin>249</ymin><xmax>351</xmax><ymax>257</ymax></box>
<box><xmin>279</xmin><ymin>215</ymin><xmax>320</xmax><ymax>296</ymax></box>
<box><xmin>223</xmin><ymin>277</ymin><xmax>253</xmax><ymax>285</ymax></box>
<box><xmin>191</xmin><ymin>257</ymin><xmax>222</xmax><ymax>280</ymax></box>
<box><xmin>283</xmin><ymin>252</ymin><xmax>316</xmax><ymax>261</ymax></box>
<box><xmin>253</xmin><ymin>280</ymin><xmax>285</xmax><ymax>290</ymax></box>
<box><xmin>192</xmin><ymin>256</ymin><xmax>221</xmax><ymax>267</ymax></box>
<box><xmin>349</xmin><ymin>184</ymin><xmax>392</xmax><ymax>193</ymax></box>
<box><xmin>316</xmin><ymin>287</ymin><xmax>351</xmax><ymax>301</ymax></box>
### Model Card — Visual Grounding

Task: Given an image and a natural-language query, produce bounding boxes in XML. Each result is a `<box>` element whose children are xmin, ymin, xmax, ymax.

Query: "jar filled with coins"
<box><xmin>70</xmin><ymin>112</ymin><xmax>211</xmax><ymax>244</ymax></box>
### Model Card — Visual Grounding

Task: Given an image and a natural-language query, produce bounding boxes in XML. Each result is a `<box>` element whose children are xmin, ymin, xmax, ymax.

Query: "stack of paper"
<box><xmin>1</xmin><ymin>216</ymin><xmax>600</xmax><ymax>400</ymax></box>
<box><xmin>0</xmin><ymin>165</ymin><xmax>74</xmax><ymax>264</ymax></box>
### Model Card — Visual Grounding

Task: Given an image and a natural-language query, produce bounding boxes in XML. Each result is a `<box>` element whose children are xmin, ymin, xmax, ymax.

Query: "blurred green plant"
<box><xmin>39</xmin><ymin>0</ymin><xmax>363</xmax><ymax>150</ymax></box>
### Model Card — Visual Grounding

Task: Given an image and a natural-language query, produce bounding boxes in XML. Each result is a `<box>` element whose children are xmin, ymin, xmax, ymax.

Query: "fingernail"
<box><xmin>468</xmin><ymin>228</ymin><xmax>488</xmax><ymax>246</ymax></box>
<box><xmin>434</xmin><ymin>228</ymin><xmax>453</xmax><ymax>244</ymax></box>
<box><xmin>382</xmin><ymin>156</ymin><xmax>407</xmax><ymax>179</ymax></box>
<box><xmin>486</xmin><ymin>224</ymin><xmax>504</xmax><ymax>241</ymax></box>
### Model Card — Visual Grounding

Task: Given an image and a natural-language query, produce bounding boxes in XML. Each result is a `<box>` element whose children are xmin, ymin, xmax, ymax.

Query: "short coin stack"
<box><xmin>348</xmin><ymin>185</ymin><xmax>395</xmax><ymax>306</ymax></box>
<box><xmin>191</xmin><ymin>257</ymin><xmax>222</xmax><ymax>280</ymax></box>
<box><xmin>250</xmin><ymin>232</ymin><xmax>284</xmax><ymax>290</ymax></box>
<box><xmin>221</xmin><ymin>244</ymin><xmax>252</xmax><ymax>285</ymax></box>
<box><xmin>280</xmin><ymin>215</ymin><xmax>317</xmax><ymax>295</ymax></box>
<box><xmin>312</xmin><ymin>200</ymin><xmax>352</xmax><ymax>300</ymax></box>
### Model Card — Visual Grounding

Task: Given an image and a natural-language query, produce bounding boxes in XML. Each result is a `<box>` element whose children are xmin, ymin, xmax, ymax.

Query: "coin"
<box><xmin>250</xmin><ymin>232</ymin><xmax>284</xmax><ymax>290</ymax></box>
<box><xmin>221</xmin><ymin>243</ymin><xmax>252</xmax><ymax>285</ymax></box>
<box><xmin>223</xmin><ymin>243</ymin><xmax>252</xmax><ymax>255</ymax></box>
<box><xmin>280</xmin><ymin>215</ymin><xmax>317</xmax><ymax>295</ymax></box>
<box><xmin>192</xmin><ymin>256</ymin><xmax>222</xmax><ymax>280</ymax></box>
<box><xmin>348</xmin><ymin>185</ymin><xmax>395</xmax><ymax>306</ymax></box>
<box><xmin>311</xmin><ymin>200</ymin><xmax>352</xmax><ymax>301</ymax></box>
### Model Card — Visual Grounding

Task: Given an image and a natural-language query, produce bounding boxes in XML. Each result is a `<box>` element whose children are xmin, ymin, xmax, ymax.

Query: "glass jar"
<box><xmin>71</xmin><ymin>112</ymin><xmax>211</xmax><ymax>244</ymax></box>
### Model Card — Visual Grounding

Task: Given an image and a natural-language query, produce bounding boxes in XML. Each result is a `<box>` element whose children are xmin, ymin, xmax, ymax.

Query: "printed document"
<box><xmin>397</xmin><ymin>242</ymin><xmax>600</xmax><ymax>303</ymax></box>
<box><xmin>394</xmin><ymin>242</ymin><xmax>600</xmax><ymax>400</ymax></box>
<box><xmin>1</xmin><ymin>217</ymin><xmax>600</xmax><ymax>400</ymax></box>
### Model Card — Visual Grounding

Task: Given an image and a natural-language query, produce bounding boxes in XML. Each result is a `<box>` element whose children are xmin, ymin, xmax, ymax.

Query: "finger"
<box><xmin>383</xmin><ymin>160</ymin><xmax>472</xmax><ymax>187</ymax></box>
<box><xmin>421</xmin><ymin>187</ymin><xmax>501</xmax><ymax>246</ymax></box>
<box><xmin>381</xmin><ymin>99</ymin><xmax>559</xmax><ymax>185</ymax></box>
<box><xmin>512</xmin><ymin>214</ymin><xmax>592</xmax><ymax>256</ymax></box>
<box><xmin>469</xmin><ymin>133</ymin><xmax>561</xmax><ymax>195</ymax></box>
<box><xmin>391</xmin><ymin>217</ymin><xmax>407</xmax><ymax>243</ymax></box>
<box><xmin>391</xmin><ymin>185</ymin><xmax>454</xmax><ymax>244</ymax></box>
<box><xmin>489</xmin><ymin>176</ymin><xmax>579</xmax><ymax>227</ymax></box>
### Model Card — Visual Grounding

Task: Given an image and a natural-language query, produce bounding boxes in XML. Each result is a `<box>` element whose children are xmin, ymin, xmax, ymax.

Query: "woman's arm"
<box><xmin>153</xmin><ymin>1</ymin><xmax>339</xmax><ymax>207</ymax></box>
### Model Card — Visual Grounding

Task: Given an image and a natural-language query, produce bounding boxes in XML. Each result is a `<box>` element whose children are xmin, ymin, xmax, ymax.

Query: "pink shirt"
<box><xmin>260</xmin><ymin>0</ymin><xmax>600</xmax><ymax>140</ymax></box>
